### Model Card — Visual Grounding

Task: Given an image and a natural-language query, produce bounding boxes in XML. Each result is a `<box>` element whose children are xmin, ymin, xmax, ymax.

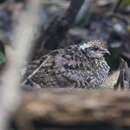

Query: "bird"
<box><xmin>23</xmin><ymin>40</ymin><xmax>110</xmax><ymax>89</ymax></box>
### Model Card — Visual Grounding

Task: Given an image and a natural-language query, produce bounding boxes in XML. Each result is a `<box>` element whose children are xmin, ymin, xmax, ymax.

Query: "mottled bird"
<box><xmin>24</xmin><ymin>40</ymin><xmax>110</xmax><ymax>88</ymax></box>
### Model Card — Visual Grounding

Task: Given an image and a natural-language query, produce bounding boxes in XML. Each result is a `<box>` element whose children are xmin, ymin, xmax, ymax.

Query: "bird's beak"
<box><xmin>101</xmin><ymin>48</ymin><xmax>110</xmax><ymax>55</ymax></box>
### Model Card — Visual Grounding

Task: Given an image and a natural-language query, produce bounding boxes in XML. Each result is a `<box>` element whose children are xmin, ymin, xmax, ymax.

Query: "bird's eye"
<box><xmin>93</xmin><ymin>47</ymin><xmax>98</xmax><ymax>51</ymax></box>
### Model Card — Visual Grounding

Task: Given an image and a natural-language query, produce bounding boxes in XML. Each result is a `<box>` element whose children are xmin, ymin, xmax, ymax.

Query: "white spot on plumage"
<box><xmin>79</xmin><ymin>43</ymin><xmax>91</xmax><ymax>50</ymax></box>
<box><xmin>79</xmin><ymin>40</ymin><xmax>102</xmax><ymax>50</ymax></box>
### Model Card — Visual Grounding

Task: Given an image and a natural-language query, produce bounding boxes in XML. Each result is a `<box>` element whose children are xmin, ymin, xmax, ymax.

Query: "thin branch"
<box><xmin>0</xmin><ymin>0</ymin><xmax>41</xmax><ymax>130</ymax></box>
<box><xmin>33</xmin><ymin>0</ymin><xmax>85</xmax><ymax>59</ymax></box>
<box><xmin>113</xmin><ymin>0</ymin><xmax>123</xmax><ymax>13</ymax></box>
<box><xmin>23</xmin><ymin>56</ymin><xmax>50</xmax><ymax>84</ymax></box>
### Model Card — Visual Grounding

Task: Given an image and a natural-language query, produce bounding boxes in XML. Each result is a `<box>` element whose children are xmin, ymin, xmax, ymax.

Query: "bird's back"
<box><xmin>24</xmin><ymin>44</ymin><xmax>110</xmax><ymax>88</ymax></box>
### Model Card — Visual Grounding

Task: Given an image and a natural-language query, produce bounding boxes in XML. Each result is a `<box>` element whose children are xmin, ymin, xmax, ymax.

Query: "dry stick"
<box><xmin>33</xmin><ymin>0</ymin><xmax>85</xmax><ymax>59</ymax></box>
<box><xmin>0</xmin><ymin>1</ymin><xmax>41</xmax><ymax>130</ymax></box>
<box><xmin>113</xmin><ymin>0</ymin><xmax>123</xmax><ymax>13</ymax></box>
<box><xmin>114</xmin><ymin>58</ymin><xmax>130</xmax><ymax>90</ymax></box>
<box><xmin>114</xmin><ymin>59</ymin><xmax>124</xmax><ymax>90</ymax></box>
<box><xmin>23</xmin><ymin>56</ymin><xmax>50</xmax><ymax>84</ymax></box>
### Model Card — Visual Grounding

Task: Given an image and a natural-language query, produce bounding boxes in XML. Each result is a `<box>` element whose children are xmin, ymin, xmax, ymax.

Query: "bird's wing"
<box><xmin>56</xmin><ymin>54</ymin><xmax>99</xmax><ymax>88</ymax></box>
<box><xmin>23</xmin><ymin>49</ymin><xmax>65</xmax><ymax>86</ymax></box>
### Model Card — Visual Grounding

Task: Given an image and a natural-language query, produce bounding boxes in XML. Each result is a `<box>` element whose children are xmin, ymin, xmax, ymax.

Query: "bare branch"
<box><xmin>0</xmin><ymin>0</ymin><xmax>41</xmax><ymax>130</ymax></box>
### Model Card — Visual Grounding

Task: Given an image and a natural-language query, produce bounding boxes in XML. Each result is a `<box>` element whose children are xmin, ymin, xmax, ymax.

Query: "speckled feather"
<box><xmin>24</xmin><ymin>40</ymin><xmax>110</xmax><ymax>88</ymax></box>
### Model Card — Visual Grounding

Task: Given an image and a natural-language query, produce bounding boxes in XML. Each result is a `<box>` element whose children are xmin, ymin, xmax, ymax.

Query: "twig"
<box><xmin>33</xmin><ymin>0</ymin><xmax>85</xmax><ymax>59</ymax></box>
<box><xmin>113</xmin><ymin>0</ymin><xmax>123</xmax><ymax>13</ymax></box>
<box><xmin>23</xmin><ymin>56</ymin><xmax>50</xmax><ymax>84</ymax></box>
<box><xmin>114</xmin><ymin>58</ymin><xmax>130</xmax><ymax>90</ymax></box>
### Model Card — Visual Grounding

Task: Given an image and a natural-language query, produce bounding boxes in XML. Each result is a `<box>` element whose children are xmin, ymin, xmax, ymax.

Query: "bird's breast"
<box><xmin>95</xmin><ymin>59</ymin><xmax>110</xmax><ymax>84</ymax></box>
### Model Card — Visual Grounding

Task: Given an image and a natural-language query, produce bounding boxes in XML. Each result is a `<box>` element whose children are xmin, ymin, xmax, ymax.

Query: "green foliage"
<box><xmin>122</xmin><ymin>0</ymin><xmax>130</xmax><ymax>5</ymax></box>
<box><xmin>0</xmin><ymin>51</ymin><xmax>5</xmax><ymax>65</ymax></box>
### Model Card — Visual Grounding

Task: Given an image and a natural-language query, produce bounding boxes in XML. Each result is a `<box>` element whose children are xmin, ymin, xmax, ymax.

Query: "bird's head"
<box><xmin>79</xmin><ymin>40</ymin><xmax>110</xmax><ymax>58</ymax></box>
